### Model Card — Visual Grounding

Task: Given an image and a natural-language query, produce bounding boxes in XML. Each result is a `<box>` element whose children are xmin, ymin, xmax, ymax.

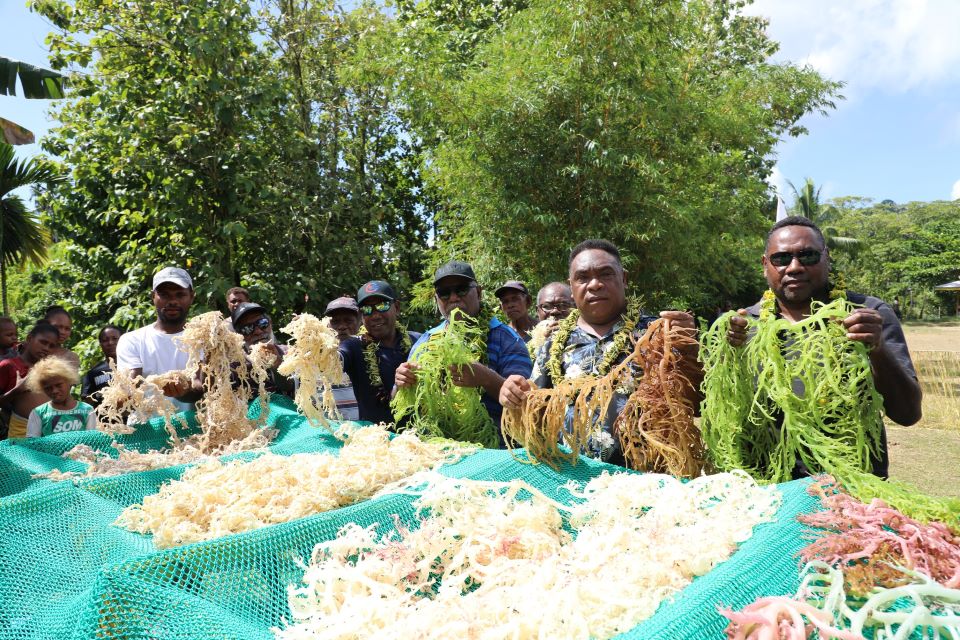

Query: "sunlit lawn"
<box><xmin>887</xmin><ymin>318</ymin><xmax>960</xmax><ymax>497</ymax></box>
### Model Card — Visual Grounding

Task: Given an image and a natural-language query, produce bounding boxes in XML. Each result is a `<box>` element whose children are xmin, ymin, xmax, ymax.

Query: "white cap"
<box><xmin>152</xmin><ymin>267</ymin><xmax>193</xmax><ymax>290</ymax></box>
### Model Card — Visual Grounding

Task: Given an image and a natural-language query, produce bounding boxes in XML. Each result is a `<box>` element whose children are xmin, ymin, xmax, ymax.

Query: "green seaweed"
<box><xmin>391</xmin><ymin>308</ymin><xmax>499</xmax><ymax>449</ymax></box>
<box><xmin>700</xmin><ymin>298</ymin><xmax>960</xmax><ymax>529</ymax></box>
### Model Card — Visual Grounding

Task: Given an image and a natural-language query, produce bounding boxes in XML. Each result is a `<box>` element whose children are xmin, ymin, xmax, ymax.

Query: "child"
<box><xmin>0</xmin><ymin>322</ymin><xmax>59</xmax><ymax>439</ymax></box>
<box><xmin>81</xmin><ymin>325</ymin><xmax>122</xmax><ymax>407</ymax></box>
<box><xmin>0</xmin><ymin>317</ymin><xmax>18</xmax><ymax>361</ymax></box>
<box><xmin>24</xmin><ymin>357</ymin><xmax>97</xmax><ymax>438</ymax></box>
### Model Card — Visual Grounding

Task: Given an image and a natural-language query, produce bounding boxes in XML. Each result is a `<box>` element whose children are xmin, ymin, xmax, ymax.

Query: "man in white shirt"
<box><xmin>116</xmin><ymin>267</ymin><xmax>198</xmax><ymax>413</ymax></box>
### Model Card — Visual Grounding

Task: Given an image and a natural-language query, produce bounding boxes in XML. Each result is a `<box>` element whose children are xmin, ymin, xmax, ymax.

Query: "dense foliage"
<box><xmin>0</xmin><ymin>142</ymin><xmax>56</xmax><ymax>314</ymax></box>
<box><xmin>829</xmin><ymin>199</ymin><xmax>960</xmax><ymax>317</ymax></box>
<box><xmin>28</xmin><ymin>0</ymin><xmax>432</xmax><ymax>360</ymax></box>
<box><xmin>18</xmin><ymin>0</ymin><xmax>847</xmax><ymax>363</ymax></box>
<box><xmin>397</xmin><ymin>0</ymin><xmax>840</xmax><ymax>309</ymax></box>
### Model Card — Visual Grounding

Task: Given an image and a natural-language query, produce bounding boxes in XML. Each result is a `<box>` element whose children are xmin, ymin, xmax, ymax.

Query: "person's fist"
<box><xmin>659</xmin><ymin>310</ymin><xmax>698</xmax><ymax>350</ymax></box>
<box><xmin>161</xmin><ymin>377</ymin><xmax>193</xmax><ymax>398</ymax></box>
<box><xmin>499</xmin><ymin>374</ymin><xmax>531</xmax><ymax>409</ymax></box>
<box><xmin>843</xmin><ymin>309</ymin><xmax>884</xmax><ymax>350</ymax></box>
<box><xmin>394</xmin><ymin>361</ymin><xmax>420</xmax><ymax>388</ymax></box>
<box><xmin>726</xmin><ymin>310</ymin><xmax>749</xmax><ymax>347</ymax></box>
<box><xmin>448</xmin><ymin>362</ymin><xmax>489</xmax><ymax>388</ymax></box>
<box><xmin>659</xmin><ymin>310</ymin><xmax>696</xmax><ymax>330</ymax></box>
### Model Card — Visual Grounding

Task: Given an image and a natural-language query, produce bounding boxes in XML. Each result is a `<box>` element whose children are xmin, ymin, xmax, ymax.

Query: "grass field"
<box><xmin>886</xmin><ymin>318</ymin><xmax>960</xmax><ymax>497</ymax></box>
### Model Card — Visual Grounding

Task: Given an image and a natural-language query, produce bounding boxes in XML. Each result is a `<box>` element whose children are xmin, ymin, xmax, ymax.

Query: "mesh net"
<box><xmin>0</xmin><ymin>396</ymin><xmax>821</xmax><ymax>639</ymax></box>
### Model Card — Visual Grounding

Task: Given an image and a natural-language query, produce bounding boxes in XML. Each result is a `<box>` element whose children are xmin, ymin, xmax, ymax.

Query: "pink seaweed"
<box><xmin>800</xmin><ymin>477</ymin><xmax>960</xmax><ymax>594</ymax></box>
<box><xmin>720</xmin><ymin>596</ymin><xmax>865</xmax><ymax>640</ymax></box>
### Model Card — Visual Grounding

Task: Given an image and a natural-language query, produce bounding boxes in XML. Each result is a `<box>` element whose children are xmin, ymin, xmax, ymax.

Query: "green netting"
<box><xmin>0</xmin><ymin>396</ymin><xmax>823</xmax><ymax>639</ymax></box>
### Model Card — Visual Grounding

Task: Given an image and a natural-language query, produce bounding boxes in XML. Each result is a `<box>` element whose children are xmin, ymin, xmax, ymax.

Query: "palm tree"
<box><xmin>787</xmin><ymin>177</ymin><xmax>860</xmax><ymax>252</ymax></box>
<box><xmin>1</xmin><ymin>56</ymin><xmax>66</xmax><ymax>145</ymax></box>
<box><xmin>0</xmin><ymin>142</ymin><xmax>57</xmax><ymax>314</ymax></box>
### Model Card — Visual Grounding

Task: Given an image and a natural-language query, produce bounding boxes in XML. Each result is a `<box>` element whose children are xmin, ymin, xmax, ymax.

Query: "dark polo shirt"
<box><xmin>339</xmin><ymin>331</ymin><xmax>421</xmax><ymax>424</ymax></box>
<box><xmin>744</xmin><ymin>291</ymin><xmax>917</xmax><ymax>479</ymax></box>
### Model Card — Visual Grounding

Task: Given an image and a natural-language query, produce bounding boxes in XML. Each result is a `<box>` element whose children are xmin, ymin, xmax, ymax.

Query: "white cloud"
<box><xmin>767</xmin><ymin>165</ymin><xmax>789</xmax><ymax>198</ymax></box>
<box><xmin>951</xmin><ymin>179</ymin><xmax>960</xmax><ymax>200</ymax></box>
<box><xmin>746</xmin><ymin>0</ymin><xmax>960</xmax><ymax>94</ymax></box>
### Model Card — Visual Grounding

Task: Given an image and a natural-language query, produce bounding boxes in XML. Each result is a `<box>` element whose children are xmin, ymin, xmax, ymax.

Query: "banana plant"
<box><xmin>0</xmin><ymin>56</ymin><xmax>67</xmax><ymax>145</ymax></box>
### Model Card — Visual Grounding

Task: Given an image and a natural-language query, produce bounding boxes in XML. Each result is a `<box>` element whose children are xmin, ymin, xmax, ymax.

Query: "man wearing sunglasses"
<box><xmin>727</xmin><ymin>216</ymin><xmax>921</xmax><ymax>478</ymax></box>
<box><xmin>395</xmin><ymin>261</ymin><xmax>532</xmax><ymax>431</ymax></box>
<box><xmin>231</xmin><ymin>302</ymin><xmax>294</xmax><ymax>398</ymax></box>
<box><xmin>337</xmin><ymin>281</ymin><xmax>421</xmax><ymax>424</ymax></box>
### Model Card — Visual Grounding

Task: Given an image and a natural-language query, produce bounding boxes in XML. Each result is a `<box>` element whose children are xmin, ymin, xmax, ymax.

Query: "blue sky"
<box><xmin>748</xmin><ymin>0</ymin><xmax>960</xmax><ymax>204</ymax></box>
<box><xmin>1</xmin><ymin>3</ymin><xmax>54</xmax><ymax>164</ymax></box>
<box><xmin>3</xmin><ymin>0</ymin><xmax>959</xmax><ymax>204</ymax></box>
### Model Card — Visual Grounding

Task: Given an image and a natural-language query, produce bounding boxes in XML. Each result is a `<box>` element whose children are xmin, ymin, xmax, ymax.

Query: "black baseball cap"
<box><xmin>357</xmin><ymin>280</ymin><xmax>397</xmax><ymax>305</ymax></box>
<box><xmin>324</xmin><ymin>296</ymin><xmax>360</xmax><ymax>316</ymax></box>
<box><xmin>231</xmin><ymin>302</ymin><xmax>267</xmax><ymax>327</ymax></box>
<box><xmin>433</xmin><ymin>260</ymin><xmax>476</xmax><ymax>285</ymax></box>
<box><xmin>494</xmin><ymin>280</ymin><xmax>529</xmax><ymax>299</ymax></box>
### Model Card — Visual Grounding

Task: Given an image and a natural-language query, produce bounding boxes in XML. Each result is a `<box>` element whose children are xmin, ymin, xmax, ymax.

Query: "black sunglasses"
<box><xmin>768</xmin><ymin>250</ymin><xmax>822</xmax><ymax>268</ymax></box>
<box><xmin>435</xmin><ymin>283</ymin><xmax>477</xmax><ymax>301</ymax></box>
<box><xmin>238</xmin><ymin>317</ymin><xmax>270</xmax><ymax>336</ymax></box>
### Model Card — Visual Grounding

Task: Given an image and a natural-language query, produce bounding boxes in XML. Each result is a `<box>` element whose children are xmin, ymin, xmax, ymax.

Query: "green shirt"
<box><xmin>27</xmin><ymin>401</ymin><xmax>97</xmax><ymax>437</ymax></box>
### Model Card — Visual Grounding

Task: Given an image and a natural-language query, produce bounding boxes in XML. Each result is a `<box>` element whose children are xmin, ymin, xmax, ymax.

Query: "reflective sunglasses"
<box><xmin>238</xmin><ymin>317</ymin><xmax>270</xmax><ymax>336</ymax></box>
<box><xmin>360</xmin><ymin>301</ymin><xmax>392</xmax><ymax>316</ymax></box>
<box><xmin>435</xmin><ymin>283</ymin><xmax>477</xmax><ymax>301</ymax></box>
<box><xmin>768</xmin><ymin>250</ymin><xmax>822</xmax><ymax>268</ymax></box>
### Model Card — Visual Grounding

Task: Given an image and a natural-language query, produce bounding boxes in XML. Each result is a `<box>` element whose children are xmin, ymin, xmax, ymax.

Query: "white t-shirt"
<box><xmin>116</xmin><ymin>324</ymin><xmax>193</xmax><ymax>413</ymax></box>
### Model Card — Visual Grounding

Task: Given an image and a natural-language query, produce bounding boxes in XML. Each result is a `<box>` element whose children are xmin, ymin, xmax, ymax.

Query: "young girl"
<box><xmin>24</xmin><ymin>357</ymin><xmax>97</xmax><ymax>438</ymax></box>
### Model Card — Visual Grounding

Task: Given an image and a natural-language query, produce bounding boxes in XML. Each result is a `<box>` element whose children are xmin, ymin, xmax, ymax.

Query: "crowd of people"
<box><xmin>0</xmin><ymin>217</ymin><xmax>922</xmax><ymax>481</ymax></box>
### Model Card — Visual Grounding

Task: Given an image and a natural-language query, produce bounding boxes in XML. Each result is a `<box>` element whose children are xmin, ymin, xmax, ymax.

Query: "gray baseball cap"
<box><xmin>495</xmin><ymin>280</ymin><xmax>530</xmax><ymax>299</ymax></box>
<box><xmin>324</xmin><ymin>296</ymin><xmax>360</xmax><ymax>316</ymax></box>
<box><xmin>153</xmin><ymin>267</ymin><xmax>193</xmax><ymax>290</ymax></box>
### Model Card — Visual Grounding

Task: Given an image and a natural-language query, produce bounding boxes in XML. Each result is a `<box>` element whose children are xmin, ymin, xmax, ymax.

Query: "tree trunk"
<box><xmin>0</xmin><ymin>214</ymin><xmax>6</xmax><ymax>315</ymax></box>
<box><xmin>1</xmin><ymin>260</ymin><xmax>7</xmax><ymax>316</ymax></box>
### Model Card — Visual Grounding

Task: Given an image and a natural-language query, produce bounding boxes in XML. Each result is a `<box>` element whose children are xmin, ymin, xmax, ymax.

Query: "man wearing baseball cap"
<box><xmin>323</xmin><ymin>296</ymin><xmax>361</xmax><ymax>420</ymax></box>
<box><xmin>231</xmin><ymin>302</ymin><xmax>294</xmax><ymax>398</ymax></box>
<box><xmin>324</xmin><ymin>297</ymin><xmax>361</xmax><ymax>342</ymax></box>
<box><xmin>115</xmin><ymin>267</ymin><xmax>199</xmax><ymax>414</ymax></box>
<box><xmin>395</xmin><ymin>261</ymin><xmax>532</xmax><ymax>432</ymax></box>
<box><xmin>338</xmin><ymin>280</ymin><xmax>421</xmax><ymax>423</ymax></box>
<box><xmin>495</xmin><ymin>280</ymin><xmax>537</xmax><ymax>342</ymax></box>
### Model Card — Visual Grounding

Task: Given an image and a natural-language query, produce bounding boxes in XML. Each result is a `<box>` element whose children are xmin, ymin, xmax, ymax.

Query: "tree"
<box><xmin>257</xmin><ymin>0</ymin><xmax>433</xmax><ymax>309</ymax></box>
<box><xmin>0</xmin><ymin>143</ymin><xmax>56</xmax><ymax>314</ymax></box>
<box><xmin>30</xmin><ymin>0</ymin><xmax>433</xmax><ymax>342</ymax></box>
<box><xmin>787</xmin><ymin>177</ymin><xmax>860</xmax><ymax>252</ymax></box>
<box><xmin>34</xmin><ymin>0</ymin><xmax>327</xmax><ymax>331</ymax></box>
<box><xmin>829</xmin><ymin>199</ymin><xmax>960</xmax><ymax>318</ymax></box>
<box><xmin>0</xmin><ymin>56</ymin><xmax>66</xmax><ymax>144</ymax></box>
<box><xmin>397</xmin><ymin>0</ymin><xmax>841</xmax><ymax>310</ymax></box>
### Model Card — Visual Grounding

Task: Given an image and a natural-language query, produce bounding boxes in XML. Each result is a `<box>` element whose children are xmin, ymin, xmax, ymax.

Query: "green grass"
<box><xmin>902</xmin><ymin>317</ymin><xmax>960</xmax><ymax>328</ymax></box>
<box><xmin>887</xmin><ymin>425</ymin><xmax>960</xmax><ymax>498</ymax></box>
